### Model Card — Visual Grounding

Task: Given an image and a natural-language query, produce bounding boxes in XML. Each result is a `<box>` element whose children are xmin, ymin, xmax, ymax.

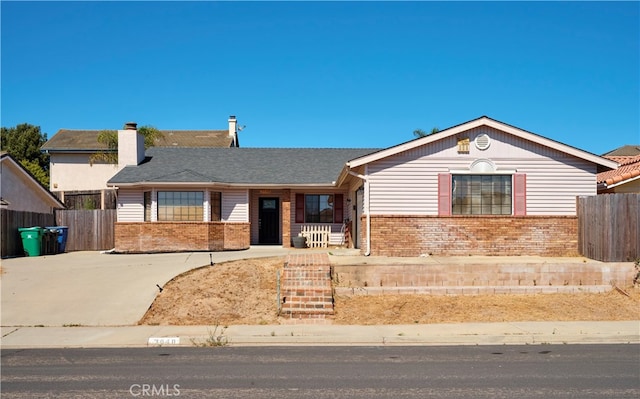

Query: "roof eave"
<box><xmin>603</xmin><ymin>174</ymin><xmax>640</xmax><ymax>190</ymax></box>
<box><xmin>347</xmin><ymin>116</ymin><xmax>620</xmax><ymax>170</ymax></box>
<box><xmin>41</xmin><ymin>148</ymin><xmax>114</xmax><ymax>154</ymax></box>
<box><xmin>0</xmin><ymin>155</ymin><xmax>66</xmax><ymax>209</ymax></box>
<box><xmin>108</xmin><ymin>182</ymin><xmax>338</xmax><ymax>188</ymax></box>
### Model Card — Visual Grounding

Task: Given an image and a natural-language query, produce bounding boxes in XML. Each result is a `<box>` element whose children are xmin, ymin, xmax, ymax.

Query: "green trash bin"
<box><xmin>18</xmin><ymin>227</ymin><xmax>45</xmax><ymax>257</ymax></box>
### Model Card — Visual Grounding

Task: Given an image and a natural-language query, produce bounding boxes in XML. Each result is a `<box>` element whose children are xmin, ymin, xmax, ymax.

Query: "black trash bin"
<box><xmin>45</xmin><ymin>228</ymin><xmax>59</xmax><ymax>254</ymax></box>
<box><xmin>46</xmin><ymin>226</ymin><xmax>67</xmax><ymax>253</ymax></box>
<box><xmin>41</xmin><ymin>229</ymin><xmax>53</xmax><ymax>255</ymax></box>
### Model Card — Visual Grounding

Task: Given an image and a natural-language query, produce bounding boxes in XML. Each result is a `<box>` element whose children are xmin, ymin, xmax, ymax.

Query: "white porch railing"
<box><xmin>300</xmin><ymin>225</ymin><xmax>331</xmax><ymax>248</ymax></box>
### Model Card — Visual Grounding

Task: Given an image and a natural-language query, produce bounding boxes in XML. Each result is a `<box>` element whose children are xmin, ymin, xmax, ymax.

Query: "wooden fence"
<box><xmin>1</xmin><ymin>209</ymin><xmax>56</xmax><ymax>257</ymax></box>
<box><xmin>578</xmin><ymin>193</ymin><xmax>640</xmax><ymax>262</ymax></box>
<box><xmin>300</xmin><ymin>224</ymin><xmax>331</xmax><ymax>248</ymax></box>
<box><xmin>55</xmin><ymin>189</ymin><xmax>117</xmax><ymax>210</ymax></box>
<box><xmin>55</xmin><ymin>209</ymin><xmax>116</xmax><ymax>251</ymax></box>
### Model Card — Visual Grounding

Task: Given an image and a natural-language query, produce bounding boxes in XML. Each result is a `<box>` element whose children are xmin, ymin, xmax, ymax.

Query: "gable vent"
<box><xmin>475</xmin><ymin>134</ymin><xmax>491</xmax><ymax>150</ymax></box>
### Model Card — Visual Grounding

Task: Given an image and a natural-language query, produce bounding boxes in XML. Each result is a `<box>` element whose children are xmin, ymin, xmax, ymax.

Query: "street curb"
<box><xmin>2</xmin><ymin>322</ymin><xmax>638</xmax><ymax>349</ymax></box>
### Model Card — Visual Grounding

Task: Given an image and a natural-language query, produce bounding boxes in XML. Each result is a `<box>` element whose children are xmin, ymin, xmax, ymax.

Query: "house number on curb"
<box><xmin>148</xmin><ymin>337</ymin><xmax>180</xmax><ymax>345</ymax></box>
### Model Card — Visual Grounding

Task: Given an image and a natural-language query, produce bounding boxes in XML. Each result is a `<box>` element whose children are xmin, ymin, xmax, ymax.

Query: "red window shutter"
<box><xmin>438</xmin><ymin>173</ymin><xmax>452</xmax><ymax>216</ymax></box>
<box><xmin>513</xmin><ymin>173</ymin><xmax>527</xmax><ymax>216</ymax></box>
<box><xmin>295</xmin><ymin>193</ymin><xmax>305</xmax><ymax>223</ymax></box>
<box><xmin>334</xmin><ymin>194</ymin><xmax>344</xmax><ymax>223</ymax></box>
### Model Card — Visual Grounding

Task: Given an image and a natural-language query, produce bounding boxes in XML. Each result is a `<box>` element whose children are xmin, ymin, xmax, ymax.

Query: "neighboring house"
<box><xmin>602</xmin><ymin>145</ymin><xmax>640</xmax><ymax>157</ymax></box>
<box><xmin>41</xmin><ymin>116</ymin><xmax>241</xmax><ymax>209</ymax></box>
<box><xmin>597</xmin><ymin>145</ymin><xmax>640</xmax><ymax>193</ymax></box>
<box><xmin>0</xmin><ymin>151</ymin><xmax>65</xmax><ymax>213</ymax></box>
<box><xmin>107</xmin><ymin>116</ymin><xmax>618</xmax><ymax>256</ymax></box>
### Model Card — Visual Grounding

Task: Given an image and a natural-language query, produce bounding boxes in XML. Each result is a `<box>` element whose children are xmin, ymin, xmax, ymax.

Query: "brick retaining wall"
<box><xmin>333</xmin><ymin>262</ymin><xmax>635</xmax><ymax>294</ymax></box>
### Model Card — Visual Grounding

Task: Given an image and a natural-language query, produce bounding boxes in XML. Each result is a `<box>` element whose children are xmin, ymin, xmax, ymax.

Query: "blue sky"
<box><xmin>2</xmin><ymin>1</ymin><xmax>638</xmax><ymax>155</ymax></box>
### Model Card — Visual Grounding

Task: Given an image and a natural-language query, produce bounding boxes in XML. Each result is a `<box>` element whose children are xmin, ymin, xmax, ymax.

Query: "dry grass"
<box><xmin>333</xmin><ymin>289</ymin><xmax>640</xmax><ymax>325</ymax></box>
<box><xmin>140</xmin><ymin>257</ymin><xmax>284</xmax><ymax>326</ymax></box>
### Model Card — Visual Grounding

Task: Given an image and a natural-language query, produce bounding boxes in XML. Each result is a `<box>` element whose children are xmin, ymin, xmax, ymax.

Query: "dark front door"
<box><xmin>259</xmin><ymin>197</ymin><xmax>280</xmax><ymax>244</ymax></box>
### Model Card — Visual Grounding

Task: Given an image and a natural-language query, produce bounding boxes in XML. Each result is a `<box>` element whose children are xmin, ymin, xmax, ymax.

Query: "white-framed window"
<box><xmin>157</xmin><ymin>191</ymin><xmax>204</xmax><ymax>221</ymax></box>
<box><xmin>452</xmin><ymin>175</ymin><xmax>512</xmax><ymax>215</ymax></box>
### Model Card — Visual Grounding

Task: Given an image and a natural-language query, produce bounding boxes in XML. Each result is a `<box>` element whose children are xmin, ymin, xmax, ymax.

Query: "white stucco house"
<box><xmin>40</xmin><ymin>116</ymin><xmax>241</xmax><ymax>208</ymax></box>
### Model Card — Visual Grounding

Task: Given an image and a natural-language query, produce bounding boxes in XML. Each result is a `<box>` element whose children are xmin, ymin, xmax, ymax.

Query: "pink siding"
<box><xmin>366</xmin><ymin>126</ymin><xmax>597</xmax><ymax>216</ymax></box>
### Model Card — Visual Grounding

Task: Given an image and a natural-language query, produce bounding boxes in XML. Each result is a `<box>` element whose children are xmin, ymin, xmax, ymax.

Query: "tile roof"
<box><xmin>597</xmin><ymin>154</ymin><xmax>640</xmax><ymax>185</ymax></box>
<box><xmin>41</xmin><ymin>129</ymin><xmax>232</xmax><ymax>152</ymax></box>
<box><xmin>108</xmin><ymin>147</ymin><xmax>380</xmax><ymax>186</ymax></box>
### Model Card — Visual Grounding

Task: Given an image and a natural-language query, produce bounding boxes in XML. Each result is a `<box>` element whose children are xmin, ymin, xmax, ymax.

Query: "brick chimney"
<box><xmin>228</xmin><ymin>115</ymin><xmax>238</xmax><ymax>147</ymax></box>
<box><xmin>118</xmin><ymin>122</ymin><xmax>145</xmax><ymax>169</ymax></box>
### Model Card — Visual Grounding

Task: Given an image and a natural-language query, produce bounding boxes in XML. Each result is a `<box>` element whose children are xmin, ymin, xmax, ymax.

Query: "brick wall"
<box><xmin>363</xmin><ymin>215</ymin><xmax>578</xmax><ymax>257</ymax></box>
<box><xmin>282</xmin><ymin>189</ymin><xmax>291</xmax><ymax>248</ymax></box>
<box><xmin>115</xmin><ymin>222</ymin><xmax>250</xmax><ymax>253</ymax></box>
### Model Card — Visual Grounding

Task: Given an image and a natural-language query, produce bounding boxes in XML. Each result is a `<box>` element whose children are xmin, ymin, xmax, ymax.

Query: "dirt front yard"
<box><xmin>139</xmin><ymin>257</ymin><xmax>640</xmax><ymax>326</ymax></box>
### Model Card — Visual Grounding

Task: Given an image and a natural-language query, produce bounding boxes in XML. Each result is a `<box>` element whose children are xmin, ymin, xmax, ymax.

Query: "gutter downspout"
<box><xmin>348</xmin><ymin>168</ymin><xmax>371</xmax><ymax>256</ymax></box>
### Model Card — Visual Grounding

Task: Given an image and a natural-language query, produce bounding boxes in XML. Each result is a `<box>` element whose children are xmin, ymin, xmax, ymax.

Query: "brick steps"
<box><xmin>280</xmin><ymin>254</ymin><xmax>334</xmax><ymax>322</ymax></box>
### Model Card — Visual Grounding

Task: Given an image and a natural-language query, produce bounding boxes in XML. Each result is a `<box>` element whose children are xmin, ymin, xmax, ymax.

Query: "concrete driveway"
<box><xmin>0</xmin><ymin>247</ymin><xmax>327</xmax><ymax>327</ymax></box>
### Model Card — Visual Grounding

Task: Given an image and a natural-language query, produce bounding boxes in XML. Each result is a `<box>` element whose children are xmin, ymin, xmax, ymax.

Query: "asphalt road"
<box><xmin>1</xmin><ymin>345</ymin><xmax>639</xmax><ymax>398</ymax></box>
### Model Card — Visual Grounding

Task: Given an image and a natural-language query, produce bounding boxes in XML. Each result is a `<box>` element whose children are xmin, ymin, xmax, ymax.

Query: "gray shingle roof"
<box><xmin>41</xmin><ymin>130</ymin><xmax>111</xmax><ymax>151</ymax></box>
<box><xmin>42</xmin><ymin>129</ymin><xmax>232</xmax><ymax>152</ymax></box>
<box><xmin>602</xmin><ymin>145</ymin><xmax>640</xmax><ymax>157</ymax></box>
<box><xmin>108</xmin><ymin>147</ymin><xmax>380</xmax><ymax>186</ymax></box>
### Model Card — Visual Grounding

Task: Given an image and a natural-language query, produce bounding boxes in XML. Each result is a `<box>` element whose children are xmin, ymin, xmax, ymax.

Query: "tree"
<box><xmin>20</xmin><ymin>159</ymin><xmax>50</xmax><ymax>188</ymax></box>
<box><xmin>413</xmin><ymin>127</ymin><xmax>440</xmax><ymax>138</ymax></box>
<box><xmin>0</xmin><ymin>123</ymin><xmax>49</xmax><ymax>186</ymax></box>
<box><xmin>90</xmin><ymin>125</ymin><xmax>163</xmax><ymax>165</ymax></box>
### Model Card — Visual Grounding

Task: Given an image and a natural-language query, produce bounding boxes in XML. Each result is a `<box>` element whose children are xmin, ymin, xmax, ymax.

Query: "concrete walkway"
<box><xmin>1</xmin><ymin>246</ymin><xmax>334</xmax><ymax>327</ymax></box>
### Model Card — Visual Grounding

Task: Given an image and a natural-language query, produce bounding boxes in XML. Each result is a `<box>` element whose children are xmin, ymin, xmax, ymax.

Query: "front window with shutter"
<box><xmin>295</xmin><ymin>193</ymin><xmax>344</xmax><ymax>224</ymax></box>
<box><xmin>305</xmin><ymin>194</ymin><xmax>334</xmax><ymax>223</ymax></box>
<box><xmin>452</xmin><ymin>175</ymin><xmax>512</xmax><ymax>215</ymax></box>
<box><xmin>439</xmin><ymin>173</ymin><xmax>525</xmax><ymax>216</ymax></box>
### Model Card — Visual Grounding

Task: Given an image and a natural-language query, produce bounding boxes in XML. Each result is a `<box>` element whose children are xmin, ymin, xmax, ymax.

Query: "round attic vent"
<box><xmin>475</xmin><ymin>134</ymin><xmax>491</xmax><ymax>150</ymax></box>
